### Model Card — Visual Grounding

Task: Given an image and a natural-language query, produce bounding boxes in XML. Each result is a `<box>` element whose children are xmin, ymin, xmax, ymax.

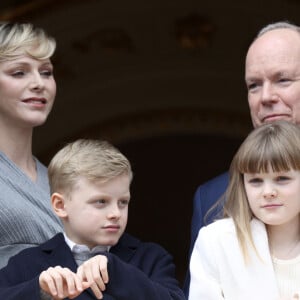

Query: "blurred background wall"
<box><xmin>1</xmin><ymin>0</ymin><xmax>300</xmax><ymax>283</ymax></box>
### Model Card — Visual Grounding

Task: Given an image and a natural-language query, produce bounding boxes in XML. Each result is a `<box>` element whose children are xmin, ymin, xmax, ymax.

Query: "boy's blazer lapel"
<box><xmin>40</xmin><ymin>233</ymin><xmax>78</xmax><ymax>272</ymax></box>
<box><xmin>40</xmin><ymin>233</ymin><xmax>100</xmax><ymax>299</ymax></box>
<box><xmin>110</xmin><ymin>233</ymin><xmax>139</xmax><ymax>262</ymax></box>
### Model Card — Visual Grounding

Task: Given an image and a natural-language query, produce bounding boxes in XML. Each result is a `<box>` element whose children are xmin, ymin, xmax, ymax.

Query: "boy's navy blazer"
<box><xmin>0</xmin><ymin>232</ymin><xmax>185</xmax><ymax>300</ymax></box>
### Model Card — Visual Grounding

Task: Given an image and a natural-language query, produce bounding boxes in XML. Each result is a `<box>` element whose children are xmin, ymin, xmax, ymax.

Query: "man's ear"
<box><xmin>51</xmin><ymin>192</ymin><xmax>68</xmax><ymax>218</ymax></box>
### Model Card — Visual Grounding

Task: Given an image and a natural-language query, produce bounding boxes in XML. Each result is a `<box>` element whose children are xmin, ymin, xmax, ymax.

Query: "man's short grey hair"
<box><xmin>256</xmin><ymin>21</ymin><xmax>300</xmax><ymax>38</ymax></box>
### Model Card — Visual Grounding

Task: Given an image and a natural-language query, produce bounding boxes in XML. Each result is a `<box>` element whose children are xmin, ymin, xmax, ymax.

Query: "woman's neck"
<box><xmin>0</xmin><ymin>125</ymin><xmax>37</xmax><ymax>181</ymax></box>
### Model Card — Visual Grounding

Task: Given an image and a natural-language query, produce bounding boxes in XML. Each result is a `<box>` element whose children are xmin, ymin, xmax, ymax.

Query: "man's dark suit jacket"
<box><xmin>0</xmin><ymin>232</ymin><xmax>185</xmax><ymax>300</ymax></box>
<box><xmin>183</xmin><ymin>171</ymin><xmax>229</xmax><ymax>297</ymax></box>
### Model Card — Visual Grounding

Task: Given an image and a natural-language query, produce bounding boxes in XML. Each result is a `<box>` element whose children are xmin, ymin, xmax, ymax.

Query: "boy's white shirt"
<box><xmin>189</xmin><ymin>218</ymin><xmax>283</xmax><ymax>300</ymax></box>
<box><xmin>63</xmin><ymin>233</ymin><xmax>110</xmax><ymax>254</ymax></box>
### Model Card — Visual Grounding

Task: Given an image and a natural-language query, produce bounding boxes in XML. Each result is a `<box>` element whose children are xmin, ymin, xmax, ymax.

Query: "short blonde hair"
<box><xmin>224</xmin><ymin>121</ymin><xmax>300</xmax><ymax>261</ymax></box>
<box><xmin>48</xmin><ymin>139</ymin><xmax>133</xmax><ymax>195</ymax></box>
<box><xmin>0</xmin><ymin>22</ymin><xmax>56</xmax><ymax>62</ymax></box>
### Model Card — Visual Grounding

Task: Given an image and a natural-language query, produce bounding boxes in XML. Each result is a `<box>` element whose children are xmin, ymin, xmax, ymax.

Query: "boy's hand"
<box><xmin>39</xmin><ymin>266</ymin><xmax>91</xmax><ymax>299</ymax></box>
<box><xmin>77</xmin><ymin>254</ymin><xmax>109</xmax><ymax>299</ymax></box>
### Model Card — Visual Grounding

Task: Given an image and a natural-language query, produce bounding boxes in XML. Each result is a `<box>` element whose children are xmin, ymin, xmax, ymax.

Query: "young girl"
<box><xmin>189</xmin><ymin>120</ymin><xmax>300</xmax><ymax>300</ymax></box>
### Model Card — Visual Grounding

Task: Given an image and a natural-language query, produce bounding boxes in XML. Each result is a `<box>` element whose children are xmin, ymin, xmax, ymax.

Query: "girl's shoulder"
<box><xmin>201</xmin><ymin>218</ymin><xmax>235</xmax><ymax>234</ymax></box>
<box><xmin>201</xmin><ymin>217</ymin><xmax>265</xmax><ymax>235</ymax></box>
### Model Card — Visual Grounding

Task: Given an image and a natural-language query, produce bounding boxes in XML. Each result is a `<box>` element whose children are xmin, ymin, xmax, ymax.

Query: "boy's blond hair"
<box><xmin>48</xmin><ymin>139</ymin><xmax>132</xmax><ymax>195</ymax></box>
<box><xmin>0</xmin><ymin>22</ymin><xmax>56</xmax><ymax>61</ymax></box>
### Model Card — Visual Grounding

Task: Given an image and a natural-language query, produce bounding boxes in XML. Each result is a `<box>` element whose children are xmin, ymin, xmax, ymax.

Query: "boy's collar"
<box><xmin>63</xmin><ymin>232</ymin><xmax>110</xmax><ymax>253</ymax></box>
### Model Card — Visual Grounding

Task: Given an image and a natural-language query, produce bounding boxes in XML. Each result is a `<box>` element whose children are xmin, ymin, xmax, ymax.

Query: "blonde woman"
<box><xmin>0</xmin><ymin>22</ymin><xmax>62</xmax><ymax>268</ymax></box>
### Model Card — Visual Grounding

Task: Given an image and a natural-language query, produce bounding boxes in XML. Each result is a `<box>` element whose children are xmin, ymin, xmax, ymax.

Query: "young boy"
<box><xmin>0</xmin><ymin>139</ymin><xmax>185</xmax><ymax>300</ymax></box>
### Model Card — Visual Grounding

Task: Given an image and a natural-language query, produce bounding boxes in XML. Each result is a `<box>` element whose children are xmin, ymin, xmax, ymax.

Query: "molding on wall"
<box><xmin>77</xmin><ymin>107</ymin><xmax>252</xmax><ymax>142</ymax></box>
<box><xmin>39</xmin><ymin>107</ymin><xmax>252</xmax><ymax>162</ymax></box>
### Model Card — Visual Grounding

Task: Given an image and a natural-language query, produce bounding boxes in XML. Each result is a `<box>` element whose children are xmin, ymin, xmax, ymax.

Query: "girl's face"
<box><xmin>244</xmin><ymin>168</ymin><xmax>300</xmax><ymax>228</ymax></box>
<box><xmin>0</xmin><ymin>54</ymin><xmax>56</xmax><ymax>129</ymax></box>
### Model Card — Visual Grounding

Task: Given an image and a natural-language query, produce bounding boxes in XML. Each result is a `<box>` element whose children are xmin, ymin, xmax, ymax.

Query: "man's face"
<box><xmin>245</xmin><ymin>28</ymin><xmax>300</xmax><ymax>128</ymax></box>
